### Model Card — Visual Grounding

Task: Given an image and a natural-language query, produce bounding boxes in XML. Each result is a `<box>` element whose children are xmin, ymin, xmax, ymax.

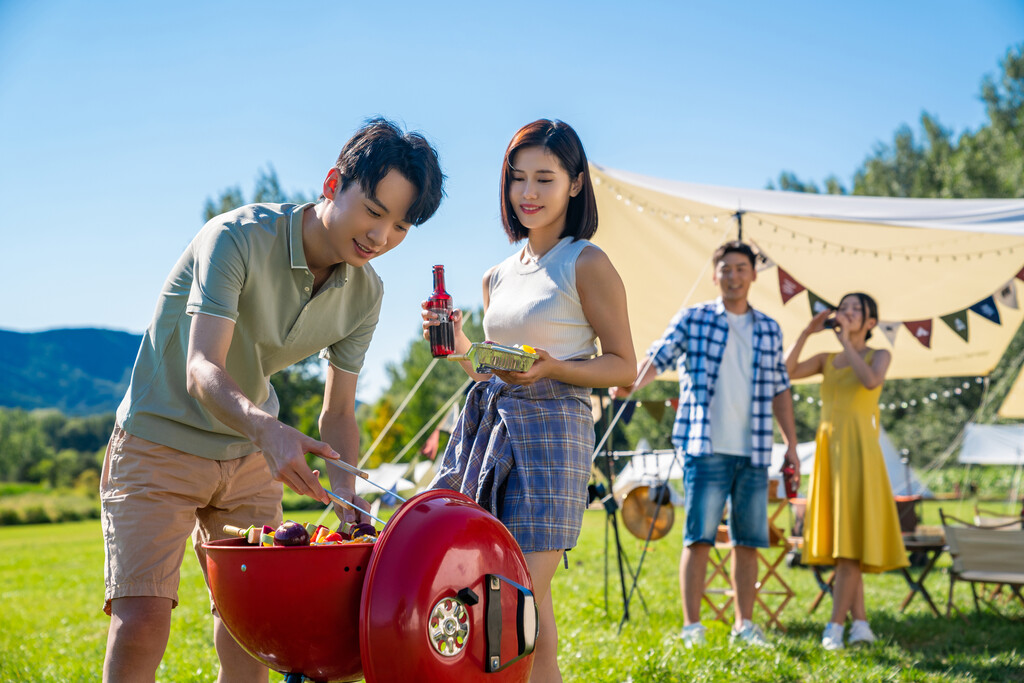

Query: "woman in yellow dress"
<box><xmin>786</xmin><ymin>292</ymin><xmax>908</xmax><ymax>651</ymax></box>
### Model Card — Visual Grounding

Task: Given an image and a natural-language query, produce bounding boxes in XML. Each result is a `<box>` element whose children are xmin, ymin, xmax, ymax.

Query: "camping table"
<box><xmin>899</xmin><ymin>533</ymin><xmax>947</xmax><ymax>616</ymax></box>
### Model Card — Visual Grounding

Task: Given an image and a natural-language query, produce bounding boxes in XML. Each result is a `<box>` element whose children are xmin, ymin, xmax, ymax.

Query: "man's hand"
<box><xmin>254</xmin><ymin>420</ymin><xmax>340</xmax><ymax>504</ymax></box>
<box><xmin>609</xmin><ymin>384</ymin><xmax>633</xmax><ymax>399</ymax></box>
<box><xmin>783</xmin><ymin>445</ymin><xmax>801</xmax><ymax>489</ymax></box>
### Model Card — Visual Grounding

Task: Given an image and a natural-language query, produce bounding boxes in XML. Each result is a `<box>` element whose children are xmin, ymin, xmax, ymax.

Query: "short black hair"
<box><xmin>712</xmin><ymin>241</ymin><xmax>756</xmax><ymax>269</ymax></box>
<box><xmin>332</xmin><ymin>117</ymin><xmax>445</xmax><ymax>225</ymax></box>
<box><xmin>840</xmin><ymin>292</ymin><xmax>879</xmax><ymax>340</ymax></box>
<box><xmin>499</xmin><ymin>119</ymin><xmax>598</xmax><ymax>242</ymax></box>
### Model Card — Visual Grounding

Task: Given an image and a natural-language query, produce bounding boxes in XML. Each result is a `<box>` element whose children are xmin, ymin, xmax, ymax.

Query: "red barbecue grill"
<box><xmin>204</xmin><ymin>489</ymin><xmax>538</xmax><ymax>682</ymax></box>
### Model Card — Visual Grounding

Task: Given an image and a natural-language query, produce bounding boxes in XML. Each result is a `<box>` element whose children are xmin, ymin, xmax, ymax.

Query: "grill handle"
<box><xmin>484</xmin><ymin>574</ymin><xmax>537</xmax><ymax>673</ymax></box>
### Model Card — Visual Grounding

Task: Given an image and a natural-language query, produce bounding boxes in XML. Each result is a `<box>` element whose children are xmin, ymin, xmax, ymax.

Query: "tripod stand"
<box><xmin>616</xmin><ymin>449</ymin><xmax>682</xmax><ymax>633</ymax></box>
<box><xmin>593</xmin><ymin>396</ymin><xmax>648</xmax><ymax>629</ymax></box>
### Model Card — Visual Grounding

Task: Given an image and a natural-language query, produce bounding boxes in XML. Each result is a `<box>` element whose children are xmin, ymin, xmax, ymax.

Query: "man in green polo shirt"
<box><xmin>100</xmin><ymin>118</ymin><xmax>444</xmax><ymax>682</ymax></box>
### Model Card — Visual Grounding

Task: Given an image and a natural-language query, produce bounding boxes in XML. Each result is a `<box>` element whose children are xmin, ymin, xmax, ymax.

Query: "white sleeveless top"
<box><xmin>483</xmin><ymin>236</ymin><xmax>599</xmax><ymax>361</ymax></box>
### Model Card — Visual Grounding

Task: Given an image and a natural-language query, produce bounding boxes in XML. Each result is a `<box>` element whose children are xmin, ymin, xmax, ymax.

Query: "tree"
<box><xmin>767</xmin><ymin>171</ymin><xmax>846</xmax><ymax>195</ymax></box>
<box><xmin>202</xmin><ymin>166</ymin><xmax>312</xmax><ymax>221</ymax></box>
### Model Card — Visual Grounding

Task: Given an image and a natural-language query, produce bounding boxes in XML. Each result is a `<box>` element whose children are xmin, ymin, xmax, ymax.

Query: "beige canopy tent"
<box><xmin>998</xmin><ymin>370</ymin><xmax>1024</xmax><ymax>418</ymax></box>
<box><xmin>589</xmin><ymin>164</ymin><xmax>1024</xmax><ymax>380</ymax></box>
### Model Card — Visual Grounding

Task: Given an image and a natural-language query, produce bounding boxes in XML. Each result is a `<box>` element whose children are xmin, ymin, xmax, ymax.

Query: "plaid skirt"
<box><xmin>430</xmin><ymin>376</ymin><xmax>594</xmax><ymax>553</ymax></box>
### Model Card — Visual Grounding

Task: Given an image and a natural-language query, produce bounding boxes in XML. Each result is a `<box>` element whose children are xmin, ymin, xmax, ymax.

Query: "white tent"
<box><xmin>959</xmin><ymin>423</ymin><xmax>1024</xmax><ymax>465</ymax></box>
<box><xmin>609</xmin><ymin>427</ymin><xmax>930</xmax><ymax>498</ymax></box>
<box><xmin>957</xmin><ymin>423</ymin><xmax>1024</xmax><ymax>505</ymax></box>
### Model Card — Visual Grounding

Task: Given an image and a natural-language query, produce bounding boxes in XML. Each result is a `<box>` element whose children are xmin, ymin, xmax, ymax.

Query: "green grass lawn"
<box><xmin>1</xmin><ymin>501</ymin><xmax>1021</xmax><ymax>682</ymax></box>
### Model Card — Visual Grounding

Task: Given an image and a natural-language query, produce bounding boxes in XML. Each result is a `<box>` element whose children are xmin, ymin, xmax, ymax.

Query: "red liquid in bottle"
<box><xmin>427</xmin><ymin>265</ymin><xmax>455</xmax><ymax>357</ymax></box>
<box><xmin>782</xmin><ymin>464</ymin><xmax>798</xmax><ymax>499</ymax></box>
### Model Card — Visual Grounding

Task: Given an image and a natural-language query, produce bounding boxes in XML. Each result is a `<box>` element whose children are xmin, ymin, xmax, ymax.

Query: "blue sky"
<box><xmin>1</xmin><ymin>1</ymin><xmax>1022</xmax><ymax>401</ymax></box>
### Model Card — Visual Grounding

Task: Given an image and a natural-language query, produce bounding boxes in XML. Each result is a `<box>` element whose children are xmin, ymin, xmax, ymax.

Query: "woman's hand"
<box><xmin>420</xmin><ymin>301</ymin><xmax>465</xmax><ymax>340</ymax></box>
<box><xmin>492</xmin><ymin>347</ymin><xmax>555</xmax><ymax>386</ymax></box>
<box><xmin>805</xmin><ymin>308</ymin><xmax>833</xmax><ymax>335</ymax></box>
<box><xmin>833</xmin><ymin>307</ymin><xmax>854</xmax><ymax>345</ymax></box>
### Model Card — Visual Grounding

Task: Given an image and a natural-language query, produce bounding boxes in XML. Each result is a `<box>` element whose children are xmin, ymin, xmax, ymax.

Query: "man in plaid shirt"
<box><xmin>613</xmin><ymin>241</ymin><xmax>800</xmax><ymax>648</ymax></box>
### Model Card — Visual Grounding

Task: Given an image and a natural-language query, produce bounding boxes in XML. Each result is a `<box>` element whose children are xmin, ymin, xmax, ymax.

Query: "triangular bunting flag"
<box><xmin>807</xmin><ymin>291</ymin><xmax>836</xmax><ymax>317</ymax></box>
<box><xmin>940</xmin><ymin>310</ymin><xmax>970</xmax><ymax>342</ymax></box>
<box><xmin>1015</xmin><ymin>265</ymin><xmax>1024</xmax><ymax>282</ymax></box>
<box><xmin>996</xmin><ymin>280</ymin><xmax>1019</xmax><ymax>310</ymax></box>
<box><xmin>969</xmin><ymin>296</ymin><xmax>1001</xmax><ymax>325</ymax></box>
<box><xmin>904</xmin><ymin>320</ymin><xmax>933</xmax><ymax>348</ymax></box>
<box><xmin>756</xmin><ymin>253</ymin><xmax>776</xmax><ymax>272</ymax></box>
<box><xmin>778</xmin><ymin>268</ymin><xmax>805</xmax><ymax>304</ymax></box>
<box><xmin>640</xmin><ymin>401</ymin><xmax>666</xmax><ymax>422</ymax></box>
<box><xmin>751</xmin><ymin>243</ymin><xmax>775</xmax><ymax>272</ymax></box>
<box><xmin>668</xmin><ymin>398</ymin><xmax>680</xmax><ymax>411</ymax></box>
<box><xmin>878</xmin><ymin>321</ymin><xmax>901</xmax><ymax>347</ymax></box>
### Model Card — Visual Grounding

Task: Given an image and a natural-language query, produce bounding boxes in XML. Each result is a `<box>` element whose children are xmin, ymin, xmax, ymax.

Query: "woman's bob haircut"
<box><xmin>499</xmin><ymin>119</ymin><xmax>598</xmax><ymax>243</ymax></box>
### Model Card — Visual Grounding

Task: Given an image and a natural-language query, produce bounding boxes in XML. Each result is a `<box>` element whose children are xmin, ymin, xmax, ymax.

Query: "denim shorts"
<box><xmin>682</xmin><ymin>452</ymin><xmax>769</xmax><ymax>548</ymax></box>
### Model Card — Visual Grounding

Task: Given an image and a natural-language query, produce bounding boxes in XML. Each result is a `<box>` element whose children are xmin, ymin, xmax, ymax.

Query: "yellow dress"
<box><xmin>803</xmin><ymin>351</ymin><xmax>908</xmax><ymax>573</ymax></box>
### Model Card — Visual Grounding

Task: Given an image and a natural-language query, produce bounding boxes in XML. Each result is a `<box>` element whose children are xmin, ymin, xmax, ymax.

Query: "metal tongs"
<box><xmin>322</xmin><ymin>459</ymin><xmax>407</xmax><ymax>527</ymax></box>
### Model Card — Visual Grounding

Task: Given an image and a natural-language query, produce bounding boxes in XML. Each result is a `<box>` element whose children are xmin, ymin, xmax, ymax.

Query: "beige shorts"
<box><xmin>100</xmin><ymin>424</ymin><xmax>282</xmax><ymax>615</ymax></box>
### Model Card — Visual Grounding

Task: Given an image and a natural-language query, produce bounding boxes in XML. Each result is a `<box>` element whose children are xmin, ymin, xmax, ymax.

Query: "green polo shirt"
<box><xmin>116</xmin><ymin>202</ymin><xmax>382</xmax><ymax>460</ymax></box>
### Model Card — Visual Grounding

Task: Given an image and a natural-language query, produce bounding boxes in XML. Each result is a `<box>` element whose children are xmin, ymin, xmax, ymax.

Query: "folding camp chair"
<box><xmin>973</xmin><ymin>504</ymin><xmax>1023</xmax><ymax>529</ymax></box>
<box><xmin>970</xmin><ymin>505</ymin><xmax>1023</xmax><ymax>602</ymax></box>
<box><xmin>939</xmin><ymin>509</ymin><xmax>1024</xmax><ymax>618</ymax></box>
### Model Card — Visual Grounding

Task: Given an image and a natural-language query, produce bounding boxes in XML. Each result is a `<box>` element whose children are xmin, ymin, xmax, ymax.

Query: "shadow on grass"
<box><xmin>782</xmin><ymin>610</ymin><xmax>1024</xmax><ymax>682</ymax></box>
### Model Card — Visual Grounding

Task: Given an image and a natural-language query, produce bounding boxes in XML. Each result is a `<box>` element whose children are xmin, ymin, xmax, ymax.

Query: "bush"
<box><xmin>21</xmin><ymin>505</ymin><xmax>50</xmax><ymax>524</ymax></box>
<box><xmin>0</xmin><ymin>488</ymin><xmax>101</xmax><ymax>526</ymax></box>
<box><xmin>918</xmin><ymin>465</ymin><xmax>1021</xmax><ymax>500</ymax></box>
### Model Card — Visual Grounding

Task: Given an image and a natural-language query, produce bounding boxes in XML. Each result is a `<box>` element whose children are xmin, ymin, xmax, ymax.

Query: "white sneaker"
<box><xmin>730</xmin><ymin>620</ymin><xmax>772</xmax><ymax>648</ymax></box>
<box><xmin>821</xmin><ymin>622</ymin><xmax>845</xmax><ymax>651</ymax></box>
<box><xmin>680</xmin><ymin>622</ymin><xmax>707</xmax><ymax>648</ymax></box>
<box><xmin>848</xmin><ymin>620</ymin><xmax>876</xmax><ymax>645</ymax></box>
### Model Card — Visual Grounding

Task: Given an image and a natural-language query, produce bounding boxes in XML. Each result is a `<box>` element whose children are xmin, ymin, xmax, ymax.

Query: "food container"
<box><xmin>204</xmin><ymin>489</ymin><xmax>537</xmax><ymax>682</ymax></box>
<box><xmin>446</xmin><ymin>342</ymin><xmax>539</xmax><ymax>374</ymax></box>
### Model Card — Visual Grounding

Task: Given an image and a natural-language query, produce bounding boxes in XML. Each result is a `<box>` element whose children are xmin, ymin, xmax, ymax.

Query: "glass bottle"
<box><xmin>782</xmin><ymin>464</ymin><xmax>799</xmax><ymax>499</ymax></box>
<box><xmin>427</xmin><ymin>265</ymin><xmax>455</xmax><ymax>357</ymax></box>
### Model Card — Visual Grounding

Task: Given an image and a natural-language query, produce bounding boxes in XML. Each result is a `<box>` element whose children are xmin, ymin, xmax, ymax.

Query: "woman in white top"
<box><xmin>424</xmin><ymin>119</ymin><xmax>635</xmax><ymax>682</ymax></box>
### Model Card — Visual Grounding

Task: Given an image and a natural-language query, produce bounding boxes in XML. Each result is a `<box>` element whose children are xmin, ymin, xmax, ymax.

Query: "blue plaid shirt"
<box><xmin>648</xmin><ymin>298</ymin><xmax>790</xmax><ymax>467</ymax></box>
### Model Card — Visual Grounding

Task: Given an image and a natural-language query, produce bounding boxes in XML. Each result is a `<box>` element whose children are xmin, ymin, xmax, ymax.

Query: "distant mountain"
<box><xmin>0</xmin><ymin>328</ymin><xmax>142</xmax><ymax>416</ymax></box>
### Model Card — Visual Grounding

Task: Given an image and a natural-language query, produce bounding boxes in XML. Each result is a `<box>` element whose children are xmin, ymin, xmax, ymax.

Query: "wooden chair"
<box><xmin>939</xmin><ymin>509</ymin><xmax>1024</xmax><ymax>617</ymax></box>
